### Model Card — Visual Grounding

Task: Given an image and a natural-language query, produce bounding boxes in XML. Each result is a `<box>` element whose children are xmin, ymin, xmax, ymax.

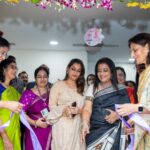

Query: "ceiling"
<box><xmin>0</xmin><ymin>1</ymin><xmax>150</xmax><ymax>63</ymax></box>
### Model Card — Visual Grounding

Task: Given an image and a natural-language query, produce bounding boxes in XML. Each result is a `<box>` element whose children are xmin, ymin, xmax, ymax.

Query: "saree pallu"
<box><xmin>20</xmin><ymin>90</ymin><xmax>52</xmax><ymax>150</ymax></box>
<box><xmin>134</xmin><ymin>65</ymin><xmax>150</xmax><ymax>150</ymax></box>
<box><xmin>0</xmin><ymin>84</ymin><xmax>21</xmax><ymax>150</ymax></box>
<box><xmin>86</xmin><ymin>85</ymin><xmax>130</xmax><ymax>150</ymax></box>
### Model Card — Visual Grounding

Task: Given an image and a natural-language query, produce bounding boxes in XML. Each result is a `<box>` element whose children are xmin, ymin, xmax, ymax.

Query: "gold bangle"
<box><xmin>85</xmin><ymin>96</ymin><xmax>93</xmax><ymax>102</ymax></box>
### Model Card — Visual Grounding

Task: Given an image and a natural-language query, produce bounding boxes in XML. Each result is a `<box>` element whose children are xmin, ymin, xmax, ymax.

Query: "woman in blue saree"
<box><xmin>81</xmin><ymin>57</ymin><xmax>130</xmax><ymax>150</ymax></box>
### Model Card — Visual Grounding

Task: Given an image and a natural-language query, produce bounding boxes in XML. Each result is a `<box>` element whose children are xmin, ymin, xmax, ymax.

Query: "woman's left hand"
<box><xmin>116</xmin><ymin>104</ymin><xmax>138</xmax><ymax>116</ymax></box>
<box><xmin>36</xmin><ymin>118</ymin><xmax>48</xmax><ymax>128</ymax></box>
<box><xmin>105</xmin><ymin>109</ymin><xmax>118</xmax><ymax>124</ymax></box>
<box><xmin>70</xmin><ymin>106</ymin><xmax>80</xmax><ymax>115</ymax></box>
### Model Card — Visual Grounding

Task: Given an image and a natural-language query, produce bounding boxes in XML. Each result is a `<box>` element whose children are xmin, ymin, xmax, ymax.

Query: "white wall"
<box><xmin>9</xmin><ymin>50</ymin><xmax>88</xmax><ymax>83</ymax></box>
<box><xmin>88</xmin><ymin>62</ymin><xmax>136</xmax><ymax>82</ymax></box>
<box><xmin>115</xmin><ymin>63</ymin><xmax>136</xmax><ymax>81</ymax></box>
<box><xmin>9</xmin><ymin>49</ymin><xmax>135</xmax><ymax>83</ymax></box>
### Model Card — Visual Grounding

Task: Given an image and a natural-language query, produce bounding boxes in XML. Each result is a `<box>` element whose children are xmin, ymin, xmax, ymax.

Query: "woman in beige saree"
<box><xmin>116</xmin><ymin>33</ymin><xmax>150</xmax><ymax>150</ymax></box>
<box><xmin>47</xmin><ymin>58</ymin><xmax>86</xmax><ymax>150</ymax></box>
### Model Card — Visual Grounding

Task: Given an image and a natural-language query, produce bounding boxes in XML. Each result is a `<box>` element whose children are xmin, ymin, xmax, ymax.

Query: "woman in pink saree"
<box><xmin>20</xmin><ymin>66</ymin><xmax>52</xmax><ymax>150</ymax></box>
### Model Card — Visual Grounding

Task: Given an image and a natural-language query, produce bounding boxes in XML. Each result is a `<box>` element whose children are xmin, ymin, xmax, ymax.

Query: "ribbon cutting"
<box><xmin>0</xmin><ymin>110</ymin><xmax>42</xmax><ymax>150</ymax></box>
<box><xmin>115</xmin><ymin>104</ymin><xmax>150</xmax><ymax>150</ymax></box>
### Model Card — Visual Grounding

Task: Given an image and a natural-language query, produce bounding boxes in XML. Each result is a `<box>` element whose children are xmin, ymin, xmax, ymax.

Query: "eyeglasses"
<box><xmin>36</xmin><ymin>76</ymin><xmax>48</xmax><ymax>79</ymax></box>
<box><xmin>9</xmin><ymin>64</ymin><xmax>18</xmax><ymax>70</ymax></box>
<box><xmin>0</xmin><ymin>51</ymin><xmax>7</xmax><ymax>58</ymax></box>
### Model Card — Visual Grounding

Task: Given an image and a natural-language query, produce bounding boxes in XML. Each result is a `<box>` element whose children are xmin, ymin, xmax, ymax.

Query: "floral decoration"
<box><xmin>1</xmin><ymin>0</ymin><xmax>150</xmax><ymax>11</ymax></box>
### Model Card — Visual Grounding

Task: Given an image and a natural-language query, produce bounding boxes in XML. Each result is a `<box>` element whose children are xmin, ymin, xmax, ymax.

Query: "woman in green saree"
<box><xmin>0</xmin><ymin>37</ymin><xmax>23</xmax><ymax>112</ymax></box>
<box><xmin>0</xmin><ymin>57</ymin><xmax>21</xmax><ymax>150</ymax></box>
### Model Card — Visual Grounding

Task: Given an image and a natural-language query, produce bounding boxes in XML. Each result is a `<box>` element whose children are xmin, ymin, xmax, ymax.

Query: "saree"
<box><xmin>47</xmin><ymin>81</ymin><xmax>85</xmax><ymax>150</ymax></box>
<box><xmin>86</xmin><ymin>84</ymin><xmax>130</xmax><ymax>150</ymax></box>
<box><xmin>126</xmin><ymin>87</ymin><xmax>137</xmax><ymax>104</ymax></box>
<box><xmin>20</xmin><ymin>89</ymin><xmax>52</xmax><ymax>150</ymax></box>
<box><xmin>134</xmin><ymin>65</ymin><xmax>150</xmax><ymax>150</ymax></box>
<box><xmin>0</xmin><ymin>84</ymin><xmax>21</xmax><ymax>150</ymax></box>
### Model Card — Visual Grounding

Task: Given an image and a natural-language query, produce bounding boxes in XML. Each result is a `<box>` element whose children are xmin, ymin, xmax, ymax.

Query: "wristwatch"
<box><xmin>138</xmin><ymin>106</ymin><xmax>143</xmax><ymax>113</ymax></box>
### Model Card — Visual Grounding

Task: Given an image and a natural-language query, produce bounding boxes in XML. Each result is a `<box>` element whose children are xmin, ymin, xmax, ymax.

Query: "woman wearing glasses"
<box><xmin>0</xmin><ymin>57</ymin><xmax>21</xmax><ymax>150</ymax></box>
<box><xmin>0</xmin><ymin>37</ymin><xmax>23</xmax><ymax>112</ymax></box>
<box><xmin>20</xmin><ymin>66</ymin><xmax>52</xmax><ymax>150</ymax></box>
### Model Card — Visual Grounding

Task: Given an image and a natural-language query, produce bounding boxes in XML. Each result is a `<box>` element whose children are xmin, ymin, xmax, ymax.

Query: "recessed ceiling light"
<box><xmin>49</xmin><ymin>41</ymin><xmax>58</xmax><ymax>45</ymax></box>
<box><xmin>128</xmin><ymin>58</ymin><xmax>135</xmax><ymax>62</ymax></box>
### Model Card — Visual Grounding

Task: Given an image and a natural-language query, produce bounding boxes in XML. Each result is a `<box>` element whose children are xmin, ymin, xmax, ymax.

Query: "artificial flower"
<box><xmin>127</xmin><ymin>2</ymin><xmax>139</xmax><ymax>7</ymax></box>
<box><xmin>7</xmin><ymin>0</ymin><xmax>19</xmax><ymax>3</ymax></box>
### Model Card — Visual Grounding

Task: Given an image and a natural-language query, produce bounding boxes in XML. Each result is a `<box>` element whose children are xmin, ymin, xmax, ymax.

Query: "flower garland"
<box><xmin>127</xmin><ymin>0</ymin><xmax>150</xmax><ymax>9</ymax></box>
<box><xmin>1</xmin><ymin>0</ymin><xmax>150</xmax><ymax>10</ymax></box>
<box><xmin>1</xmin><ymin>0</ymin><xmax>113</xmax><ymax>11</ymax></box>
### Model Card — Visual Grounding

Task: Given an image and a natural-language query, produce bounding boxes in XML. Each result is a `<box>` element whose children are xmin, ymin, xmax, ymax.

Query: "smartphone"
<box><xmin>72</xmin><ymin>101</ymin><xmax>77</xmax><ymax>107</ymax></box>
<box><xmin>71</xmin><ymin>101</ymin><xmax>77</xmax><ymax>117</ymax></box>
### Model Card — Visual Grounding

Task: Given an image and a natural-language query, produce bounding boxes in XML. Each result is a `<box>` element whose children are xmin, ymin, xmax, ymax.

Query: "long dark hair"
<box><xmin>94</xmin><ymin>57</ymin><xmax>118</xmax><ymax>91</ymax></box>
<box><xmin>64</xmin><ymin>58</ymin><xmax>85</xmax><ymax>95</ymax></box>
<box><xmin>128</xmin><ymin>33</ymin><xmax>150</xmax><ymax>65</ymax></box>
<box><xmin>0</xmin><ymin>57</ymin><xmax>16</xmax><ymax>82</ymax></box>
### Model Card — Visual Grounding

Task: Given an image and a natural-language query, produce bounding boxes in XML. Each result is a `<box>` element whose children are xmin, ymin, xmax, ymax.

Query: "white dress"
<box><xmin>47</xmin><ymin>81</ymin><xmax>85</xmax><ymax>150</ymax></box>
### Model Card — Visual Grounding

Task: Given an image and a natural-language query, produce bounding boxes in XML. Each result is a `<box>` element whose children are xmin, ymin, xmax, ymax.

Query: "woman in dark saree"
<box><xmin>81</xmin><ymin>57</ymin><xmax>130</xmax><ymax>150</ymax></box>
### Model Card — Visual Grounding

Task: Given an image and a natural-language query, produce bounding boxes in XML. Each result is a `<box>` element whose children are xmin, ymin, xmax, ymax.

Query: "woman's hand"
<box><xmin>80</xmin><ymin>121</ymin><xmax>89</xmax><ymax>143</ymax></box>
<box><xmin>105</xmin><ymin>109</ymin><xmax>118</xmax><ymax>124</ymax></box>
<box><xmin>70</xmin><ymin>106</ymin><xmax>81</xmax><ymax>115</ymax></box>
<box><xmin>116</xmin><ymin>104</ymin><xmax>138</xmax><ymax>116</ymax></box>
<box><xmin>62</xmin><ymin>106</ymin><xmax>72</xmax><ymax>118</ymax></box>
<box><xmin>125</xmin><ymin>127</ymin><xmax>134</xmax><ymax>135</ymax></box>
<box><xmin>35</xmin><ymin>118</ymin><xmax>48</xmax><ymax>128</ymax></box>
<box><xmin>124</xmin><ymin>119</ymin><xmax>134</xmax><ymax>135</ymax></box>
<box><xmin>3</xmin><ymin>101</ymin><xmax>24</xmax><ymax>113</ymax></box>
<box><xmin>1</xmin><ymin>132</ymin><xmax>13</xmax><ymax>150</ymax></box>
<box><xmin>3</xmin><ymin>138</ymin><xmax>14</xmax><ymax>150</ymax></box>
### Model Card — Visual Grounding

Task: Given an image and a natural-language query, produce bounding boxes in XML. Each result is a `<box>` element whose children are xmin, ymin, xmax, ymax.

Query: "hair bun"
<box><xmin>0</xmin><ymin>31</ymin><xmax>4</xmax><ymax>37</ymax></box>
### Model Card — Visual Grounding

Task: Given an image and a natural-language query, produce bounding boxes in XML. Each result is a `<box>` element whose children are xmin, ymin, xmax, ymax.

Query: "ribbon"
<box><xmin>115</xmin><ymin>104</ymin><xmax>150</xmax><ymax>150</ymax></box>
<box><xmin>0</xmin><ymin>110</ymin><xmax>42</xmax><ymax>150</ymax></box>
<box><xmin>115</xmin><ymin>104</ymin><xmax>134</xmax><ymax>150</ymax></box>
<box><xmin>0</xmin><ymin>112</ymin><xmax>13</xmax><ymax>131</ymax></box>
<box><xmin>128</xmin><ymin>113</ymin><xmax>150</xmax><ymax>132</ymax></box>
